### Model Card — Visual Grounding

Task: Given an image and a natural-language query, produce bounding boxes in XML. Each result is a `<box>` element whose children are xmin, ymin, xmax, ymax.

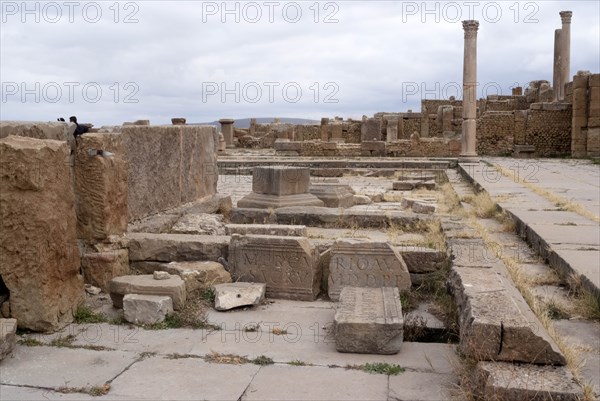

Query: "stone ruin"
<box><xmin>0</xmin><ymin>11</ymin><xmax>598</xmax><ymax>401</ymax></box>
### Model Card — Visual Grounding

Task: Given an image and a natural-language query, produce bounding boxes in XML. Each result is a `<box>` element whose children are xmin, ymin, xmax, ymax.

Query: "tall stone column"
<box><xmin>553</xmin><ymin>29</ymin><xmax>562</xmax><ymax>102</ymax></box>
<box><xmin>559</xmin><ymin>11</ymin><xmax>572</xmax><ymax>101</ymax></box>
<box><xmin>219</xmin><ymin>118</ymin><xmax>235</xmax><ymax>148</ymax></box>
<box><xmin>459</xmin><ymin>20</ymin><xmax>479</xmax><ymax>163</ymax></box>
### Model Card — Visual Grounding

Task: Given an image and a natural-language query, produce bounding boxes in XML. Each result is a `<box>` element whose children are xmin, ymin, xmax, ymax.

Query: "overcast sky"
<box><xmin>1</xmin><ymin>1</ymin><xmax>599</xmax><ymax>126</ymax></box>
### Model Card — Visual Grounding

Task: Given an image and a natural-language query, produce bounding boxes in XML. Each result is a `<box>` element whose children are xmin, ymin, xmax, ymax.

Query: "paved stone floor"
<box><xmin>0</xmin><ymin>301</ymin><xmax>459</xmax><ymax>401</ymax></box>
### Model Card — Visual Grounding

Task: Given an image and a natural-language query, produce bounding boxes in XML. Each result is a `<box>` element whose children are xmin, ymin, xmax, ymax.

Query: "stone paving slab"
<box><xmin>460</xmin><ymin>161</ymin><xmax>600</xmax><ymax>298</ymax></box>
<box><xmin>242</xmin><ymin>364</ymin><xmax>388</xmax><ymax>401</ymax></box>
<box><xmin>108</xmin><ymin>356</ymin><xmax>260</xmax><ymax>400</ymax></box>
<box><xmin>0</xmin><ymin>346</ymin><xmax>138</xmax><ymax>389</ymax></box>
<box><xmin>206</xmin><ymin>299</ymin><xmax>335</xmax><ymax>333</ymax></box>
<box><xmin>486</xmin><ymin>158</ymin><xmax>600</xmax><ymax>218</ymax></box>
<box><xmin>388</xmin><ymin>371</ymin><xmax>456</xmax><ymax>401</ymax></box>
<box><xmin>474</xmin><ymin>361</ymin><xmax>582</xmax><ymax>401</ymax></box>
<box><xmin>0</xmin><ymin>385</ymin><xmax>101</xmax><ymax>401</ymax></box>
<box><xmin>64</xmin><ymin>324</ymin><xmax>202</xmax><ymax>355</ymax></box>
<box><xmin>190</xmin><ymin>332</ymin><xmax>457</xmax><ymax>374</ymax></box>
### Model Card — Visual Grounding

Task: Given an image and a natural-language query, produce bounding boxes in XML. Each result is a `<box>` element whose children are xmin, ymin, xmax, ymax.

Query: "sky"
<box><xmin>1</xmin><ymin>1</ymin><xmax>599</xmax><ymax>126</ymax></box>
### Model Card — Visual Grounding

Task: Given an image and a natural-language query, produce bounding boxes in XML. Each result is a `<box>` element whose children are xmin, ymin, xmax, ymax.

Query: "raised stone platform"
<box><xmin>238</xmin><ymin>166</ymin><xmax>324</xmax><ymax>209</ymax></box>
<box><xmin>334</xmin><ymin>287</ymin><xmax>403</xmax><ymax>354</ymax></box>
<box><xmin>237</xmin><ymin>192</ymin><xmax>325</xmax><ymax>209</ymax></box>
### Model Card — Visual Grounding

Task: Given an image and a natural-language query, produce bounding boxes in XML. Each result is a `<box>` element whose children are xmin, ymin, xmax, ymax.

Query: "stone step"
<box><xmin>334</xmin><ymin>287</ymin><xmax>404</xmax><ymax>354</ymax></box>
<box><xmin>127</xmin><ymin>233</ymin><xmax>229</xmax><ymax>262</ymax></box>
<box><xmin>218</xmin><ymin>159</ymin><xmax>452</xmax><ymax>170</ymax></box>
<box><xmin>447</xmin><ymin>265</ymin><xmax>565</xmax><ymax>365</ymax></box>
<box><xmin>231</xmin><ymin>206</ymin><xmax>428</xmax><ymax>230</ymax></box>
<box><xmin>225</xmin><ymin>224</ymin><xmax>307</xmax><ymax>237</ymax></box>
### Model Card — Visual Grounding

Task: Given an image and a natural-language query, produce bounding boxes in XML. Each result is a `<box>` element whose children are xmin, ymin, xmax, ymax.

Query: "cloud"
<box><xmin>1</xmin><ymin>0</ymin><xmax>598</xmax><ymax>126</ymax></box>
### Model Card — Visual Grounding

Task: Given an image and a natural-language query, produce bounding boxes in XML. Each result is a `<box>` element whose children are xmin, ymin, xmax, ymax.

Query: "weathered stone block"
<box><xmin>448</xmin><ymin>266</ymin><xmax>565</xmax><ymax>365</ymax></box>
<box><xmin>328</xmin><ymin>240</ymin><xmax>411</xmax><ymax>301</ymax></box>
<box><xmin>587</xmin><ymin>127</ymin><xmax>600</xmax><ymax>156</ymax></box>
<box><xmin>123</xmin><ymin>294</ymin><xmax>173</xmax><ymax>325</ymax></box>
<box><xmin>334</xmin><ymin>287</ymin><xmax>403</xmax><ymax>354</ymax></box>
<box><xmin>127</xmin><ymin>233</ymin><xmax>229</xmax><ymax>262</ymax></box>
<box><xmin>81</xmin><ymin>249</ymin><xmax>130</xmax><ymax>292</ymax></box>
<box><xmin>401</xmin><ymin>248</ymin><xmax>447</xmax><ymax>273</ymax></box>
<box><xmin>474</xmin><ymin>362</ymin><xmax>582</xmax><ymax>401</ymax></box>
<box><xmin>252</xmin><ymin>166</ymin><xmax>310</xmax><ymax>196</ymax></box>
<box><xmin>213</xmin><ymin>282</ymin><xmax>266</xmax><ymax>311</ymax></box>
<box><xmin>353</xmin><ymin>195</ymin><xmax>372</xmax><ymax>205</ymax></box>
<box><xmin>412</xmin><ymin>201</ymin><xmax>436</xmax><ymax>214</ymax></box>
<box><xmin>229</xmin><ymin>235</ymin><xmax>321</xmax><ymax>301</ymax></box>
<box><xmin>0</xmin><ymin>121</ymin><xmax>75</xmax><ymax>149</ymax></box>
<box><xmin>392</xmin><ymin>180</ymin><xmax>422</xmax><ymax>190</ymax></box>
<box><xmin>0</xmin><ymin>136</ymin><xmax>84</xmax><ymax>331</ymax></box>
<box><xmin>171</xmin><ymin>213</ymin><xmax>226</xmax><ymax>235</ymax></box>
<box><xmin>75</xmin><ymin>133</ymin><xmax>128</xmax><ymax>242</ymax></box>
<box><xmin>122</xmin><ymin>125</ymin><xmax>218</xmax><ymax>221</ymax></box>
<box><xmin>309</xmin><ymin>184</ymin><xmax>355</xmax><ymax>208</ymax></box>
<box><xmin>0</xmin><ymin>318</ymin><xmax>17</xmax><ymax>360</ymax></box>
<box><xmin>361</xmin><ymin>118</ymin><xmax>382</xmax><ymax>141</ymax></box>
<box><xmin>225</xmin><ymin>224</ymin><xmax>307</xmax><ymax>237</ymax></box>
<box><xmin>161</xmin><ymin>261</ymin><xmax>231</xmax><ymax>293</ymax></box>
<box><xmin>110</xmin><ymin>275</ymin><xmax>186</xmax><ymax>310</ymax></box>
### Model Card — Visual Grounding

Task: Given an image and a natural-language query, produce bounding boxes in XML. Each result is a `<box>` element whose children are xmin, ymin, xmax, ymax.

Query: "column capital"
<box><xmin>560</xmin><ymin>11</ymin><xmax>572</xmax><ymax>24</ymax></box>
<box><xmin>462</xmin><ymin>20</ymin><xmax>479</xmax><ymax>38</ymax></box>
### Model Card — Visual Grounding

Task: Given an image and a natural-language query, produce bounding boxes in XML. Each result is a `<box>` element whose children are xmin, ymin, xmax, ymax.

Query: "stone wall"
<box><xmin>122</xmin><ymin>125</ymin><xmax>218</xmax><ymax>222</ymax></box>
<box><xmin>0</xmin><ymin>136</ymin><xmax>84</xmax><ymax>331</ymax></box>
<box><xmin>571</xmin><ymin>72</ymin><xmax>600</xmax><ymax>157</ymax></box>
<box><xmin>0</xmin><ymin>121</ymin><xmax>75</xmax><ymax>146</ymax></box>
<box><xmin>275</xmin><ymin>138</ymin><xmax>461</xmax><ymax>157</ymax></box>
<box><xmin>525</xmin><ymin>103</ymin><xmax>572</xmax><ymax>157</ymax></box>
<box><xmin>477</xmin><ymin>111</ymin><xmax>515</xmax><ymax>156</ymax></box>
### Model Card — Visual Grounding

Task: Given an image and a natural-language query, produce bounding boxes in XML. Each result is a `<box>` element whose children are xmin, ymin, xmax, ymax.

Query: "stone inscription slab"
<box><xmin>328</xmin><ymin>240</ymin><xmax>411</xmax><ymax>301</ymax></box>
<box><xmin>334</xmin><ymin>287</ymin><xmax>403</xmax><ymax>354</ymax></box>
<box><xmin>230</xmin><ymin>235</ymin><xmax>321</xmax><ymax>301</ymax></box>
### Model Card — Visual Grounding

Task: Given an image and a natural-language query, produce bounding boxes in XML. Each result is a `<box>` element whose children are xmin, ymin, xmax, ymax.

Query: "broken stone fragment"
<box><xmin>0</xmin><ymin>318</ymin><xmax>17</xmax><ymax>361</ymax></box>
<box><xmin>213</xmin><ymin>283</ymin><xmax>266</xmax><ymax>311</ymax></box>
<box><xmin>153</xmin><ymin>271</ymin><xmax>170</xmax><ymax>280</ymax></box>
<box><xmin>123</xmin><ymin>294</ymin><xmax>173</xmax><ymax>325</ymax></box>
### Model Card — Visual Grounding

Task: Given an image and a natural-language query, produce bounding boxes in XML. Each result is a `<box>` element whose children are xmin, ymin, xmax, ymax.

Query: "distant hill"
<box><xmin>191</xmin><ymin>117</ymin><xmax>319</xmax><ymax>129</ymax></box>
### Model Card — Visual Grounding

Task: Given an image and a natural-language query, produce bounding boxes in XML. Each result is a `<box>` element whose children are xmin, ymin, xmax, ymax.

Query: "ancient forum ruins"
<box><xmin>1</xmin><ymin>10</ymin><xmax>599</xmax><ymax>401</ymax></box>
